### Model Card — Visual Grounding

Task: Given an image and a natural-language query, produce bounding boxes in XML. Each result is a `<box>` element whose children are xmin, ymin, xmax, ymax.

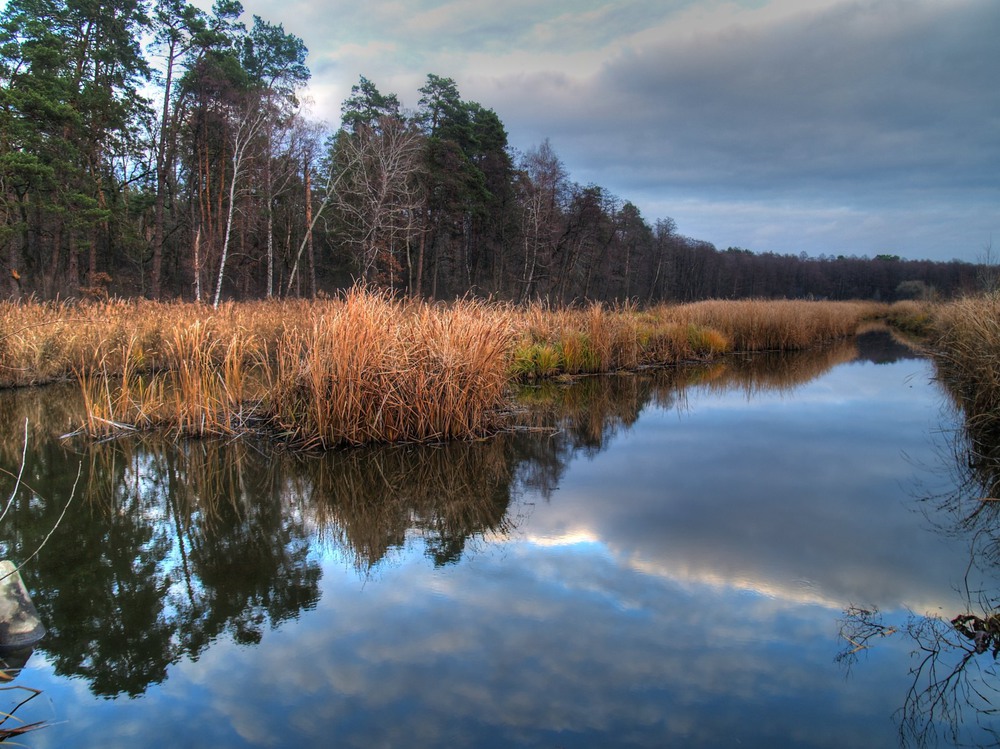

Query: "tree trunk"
<box><xmin>415</xmin><ymin>228</ymin><xmax>426</xmax><ymax>297</ymax></box>
<box><xmin>265</xmin><ymin>135</ymin><xmax>274</xmax><ymax>298</ymax></box>
<box><xmin>68</xmin><ymin>233</ymin><xmax>79</xmax><ymax>293</ymax></box>
<box><xmin>304</xmin><ymin>161</ymin><xmax>315</xmax><ymax>297</ymax></box>
<box><xmin>212</xmin><ymin>166</ymin><xmax>238</xmax><ymax>308</ymax></box>
<box><xmin>151</xmin><ymin>45</ymin><xmax>176</xmax><ymax>301</ymax></box>
<box><xmin>193</xmin><ymin>226</ymin><xmax>202</xmax><ymax>302</ymax></box>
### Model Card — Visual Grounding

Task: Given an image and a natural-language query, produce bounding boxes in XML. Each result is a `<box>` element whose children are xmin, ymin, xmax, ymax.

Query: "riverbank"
<box><xmin>0</xmin><ymin>290</ymin><xmax>888</xmax><ymax>447</ymax></box>
<box><xmin>927</xmin><ymin>296</ymin><xmax>1000</xmax><ymax>442</ymax></box>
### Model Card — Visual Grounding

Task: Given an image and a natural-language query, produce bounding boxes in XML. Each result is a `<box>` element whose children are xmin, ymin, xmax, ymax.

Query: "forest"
<box><xmin>0</xmin><ymin>0</ymin><xmax>985</xmax><ymax>305</ymax></box>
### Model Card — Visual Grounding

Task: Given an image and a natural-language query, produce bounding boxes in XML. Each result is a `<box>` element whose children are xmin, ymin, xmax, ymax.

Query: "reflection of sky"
<box><xmin>25</xmin><ymin>546</ymin><xmax>916</xmax><ymax>748</ymax></box>
<box><xmin>17</xmin><ymin>349</ymin><xmax>991</xmax><ymax>747</ymax></box>
<box><xmin>529</xmin><ymin>357</ymin><xmax>968</xmax><ymax>615</ymax></box>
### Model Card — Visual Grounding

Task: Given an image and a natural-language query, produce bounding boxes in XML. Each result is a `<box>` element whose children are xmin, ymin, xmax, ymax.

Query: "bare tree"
<box><xmin>978</xmin><ymin>236</ymin><xmax>999</xmax><ymax>296</ymax></box>
<box><xmin>286</xmin><ymin>134</ymin><xmax>345</xmax><ymax>296</ymax></box>
<box><xmin>517</xmin><ymin>138</ymin><xmax>567</xmax><ymax>302</ymax></box>
<box><xmin>329</xmin><ymin>116</ymin><xmax>425</xmax><ymax>288</ymax></box>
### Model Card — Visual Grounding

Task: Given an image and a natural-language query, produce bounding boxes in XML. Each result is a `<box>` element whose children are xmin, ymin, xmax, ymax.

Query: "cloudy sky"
<box><xmin>220</xmin><ymin>0</ymin><xmax>996</xmax><ymax>262</ymax></box>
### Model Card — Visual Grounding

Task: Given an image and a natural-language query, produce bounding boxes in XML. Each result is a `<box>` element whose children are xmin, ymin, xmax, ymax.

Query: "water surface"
<box><xmin>0</xmin><ymin>330</ymin><xmax>997</xmax><ymax>748</ymax></box>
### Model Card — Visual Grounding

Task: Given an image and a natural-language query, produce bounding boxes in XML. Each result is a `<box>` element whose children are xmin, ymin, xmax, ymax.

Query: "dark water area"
<box><xmin>0</xmin><ymin>329</ymin><xmax>998</xmax><ymax>747</ymax></box>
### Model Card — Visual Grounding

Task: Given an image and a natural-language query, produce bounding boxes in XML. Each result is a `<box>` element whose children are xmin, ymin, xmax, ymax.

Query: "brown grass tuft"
<box><xmin>932</xmin><ymin>296</ymin><xmax>1000</xmax><ymax>430</ymax></box>
<box><xmin>0</xmin><ymin>292</ymin><xmax>884</xmax><ymax>448</ymax></box>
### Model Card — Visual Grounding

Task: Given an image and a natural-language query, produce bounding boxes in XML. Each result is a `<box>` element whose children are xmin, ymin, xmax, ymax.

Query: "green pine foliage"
<box><xmin>0</xmin><ymin>3</ymin><xmax>984</xmax><ymax>302</ymax></box>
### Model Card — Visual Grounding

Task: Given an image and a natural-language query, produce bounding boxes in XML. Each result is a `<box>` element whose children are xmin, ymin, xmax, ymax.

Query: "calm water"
<box><xmin>0</xmin><ymin>330</ymin><xmax>998</xmax><ymax>748</ymax></box>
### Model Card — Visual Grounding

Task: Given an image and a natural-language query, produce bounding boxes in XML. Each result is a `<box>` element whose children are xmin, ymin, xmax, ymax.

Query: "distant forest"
<box><xmin>0</xmin><ymin>0</ymin><xmax>986</xmax><ymax>304</ymax></box>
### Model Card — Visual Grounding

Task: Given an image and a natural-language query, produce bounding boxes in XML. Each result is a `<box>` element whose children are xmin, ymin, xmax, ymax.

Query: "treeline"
<box><xmin>668</xmin><ymin>248</ymin><xmax>981</xmax><ymax>302</ymax></box>
<box><xmin>0</xmin><ymin>0</ymin><xmax>983</xmax><ymax>304</ymax></box>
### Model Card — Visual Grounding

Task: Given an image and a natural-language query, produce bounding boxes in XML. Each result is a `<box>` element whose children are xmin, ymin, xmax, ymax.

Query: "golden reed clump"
<box><xmin>74</xmin><ymin>287</ymin><xmax>517</xmax><ymax>447</ymax></box>
<box><xmin>932</xmin><ymin>295</ymin><xmax>1000</xmax><ymax>424</ymax></box>
<box><xmin>0</xmin><ymin>290</ymin><xmax>883</xmax><ymax>448</ymax></box>
<box><xmin>265</xmin><ymin>289</ymin><xmax>516</xmax><ymax>448</ymax></box>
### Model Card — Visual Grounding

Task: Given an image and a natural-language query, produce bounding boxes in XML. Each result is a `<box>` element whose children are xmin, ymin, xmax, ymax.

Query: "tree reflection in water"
<box><xmin>0</xmin><ymin>334</ymin><xmax>882</xmax><ymax>701</ymax></box>
<box><xmin>0</xmin><ymin>430</ymin><xmax>536</xmax><ymax>698</ymax></box>
<box><xmin>838</xmin><ymin>370</ymin><xmax>1000</xmax><ymax>748</ymax></box>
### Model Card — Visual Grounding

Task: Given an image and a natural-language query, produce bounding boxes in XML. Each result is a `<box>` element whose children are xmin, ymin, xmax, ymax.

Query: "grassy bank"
<box><xmin>930</xmin><ymin>296</ymin><xmax>1000</xmax><ymax>432</ymax></box>
<box><xmin>510</xmin><ymin>299</ymin><xmax>882</xmax><ymax>378</ymax></box>
<box><xmin>0</xmin><ymin>291</ymin><xmax>887</xmax><ymax>448</ymax></box>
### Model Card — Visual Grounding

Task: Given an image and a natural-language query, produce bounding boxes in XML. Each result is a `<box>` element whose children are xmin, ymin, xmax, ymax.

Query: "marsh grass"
<box><xmin>932</xmin><ymin>296</ymin><xmax>1000</xmax><ymax>434</ymax></box>
<box><xmin>0</xmin><ymin>290</ymin><xmax>883</xmax><ymax>448</ymax></box>
<box><xmin>510</xmin><ymin>301</ymin><xmax>733</xmax><ymax>379</ymax></box>
<box><xmin>883</xmin><ymin>299</ymin><xmax>937</xmax><ymax>338</ymax></box>
<box><xmin>66</xmin><ymin>288</ymin><xmax>517</xmax><ymax>447</ymax></box>
<box><xmin>663</xmin><ymin>299</ymin><xmax>883</xmax><ymax>351</ymax></box>
<box><xmin>508</xmin><ymin>298</ymin><xmax>878</xmax><ymax>379</ymax></box>
<box><xmin>265</xmin><ymin>291</ymin><xmax>517</xmax><ymax>448</ymax></box>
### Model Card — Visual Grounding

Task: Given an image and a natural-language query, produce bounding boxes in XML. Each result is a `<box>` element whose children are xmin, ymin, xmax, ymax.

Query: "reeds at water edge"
<box><xmin>264</xmin><ymin>291</ymin><xmax>517</xmax><ymax>448</ymax></box>
<box><xmin>0</xmin><ymin>290</ymin><xmax>892</xmax><ymax>448</ymax></box>
<box><xmin>69</xmin><ymin>288</ymin><xmax>517</xmax><ymax>447</ymax></box>
<box><xmin>931</xmin><ymin>296</ymin><xmax>1000</xmax><ymax>432</ymax></box>
<box><xmin>664</xmin><ymin>299</ymin><xmax>884</xmax><ymax>351</ymax></box>
<box><xmin>508</xmin><ymin>298</ymin><xmax>880</xmax><ymax>378</ymax></box>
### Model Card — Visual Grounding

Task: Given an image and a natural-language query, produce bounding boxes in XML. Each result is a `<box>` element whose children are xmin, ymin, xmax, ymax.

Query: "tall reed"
<box><xmin>510</xmin><ymin>301</ymin><xmax>730</xmax><ymax>379</ymax></box>
<box><xmin>663</xmin><ymin>299</ymin><xmax>883</xmax><ymax>351</ymax></box>
<box><xmin>932</xmin><ymin>296</ymin><xmax>1000</xmax><ymax>430</ymax></box>
<box><xmin>0</xmin><ymin>291</ymin><xmax>886</xmax><ymax>448</ymax></box>
<box><xmin>266</xmin><ymin>289</ymin><xmax>516</xmax><ymax>448</ymax></box>
<box><xmin>508</xmin><ymin>298</ymin><xmax>874</xmax><ymax>379</ymax></box>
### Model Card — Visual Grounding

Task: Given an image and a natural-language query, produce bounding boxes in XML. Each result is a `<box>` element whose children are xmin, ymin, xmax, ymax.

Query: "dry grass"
<box><xmin>510</xmin><ymin>301</ymin><xmax>731</xmax><ymax>379</ymax></box>
<box><xmin>508</xmin><ymin>298</ymin><xmax>878</xmax><ymax>379</ymax></box>
<box><xmin>882</xmin><ymin>299</ymin><xmax>937</xmax><ymax>338</ymax></box>
<box><xmin>0</xmin><ymin>291</ymin><xmax>883</xmax><ymax>448</ymax></box>
<box><xmin>265</xmin><ymin>290</ymin><xmax>516</xmax><ymax>448</ymax></box>
<box><xmin>67</xmin><ymin>288</ymin><xmax>516</xmax><ymax>447</ymax></box>
<box><xmin>932</xmin><ymin>296</ymin><xmax>1000</xmax><ymax>430</ymax></box>
<box><xmin>662</xmin><ymin>299</ymin><xmax>884</xmax><ymax>351</ymax></box>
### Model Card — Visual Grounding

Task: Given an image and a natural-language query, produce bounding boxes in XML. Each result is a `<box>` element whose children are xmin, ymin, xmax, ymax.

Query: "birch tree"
<box><xmin>330</xmin><ymin>116</ymin><xmax>425</xmax><ymax>287</ymax></box>
<box><xmin>212</xmin><ymin>99</ymin><xmax>267</xmax><ymax>308</ymax></box>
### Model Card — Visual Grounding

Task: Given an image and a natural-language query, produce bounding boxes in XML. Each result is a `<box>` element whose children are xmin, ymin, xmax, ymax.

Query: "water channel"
<box><xmin>0</xmin><ymin>329</ymin><xmax>998</xmax><ymax>747</ymax></box>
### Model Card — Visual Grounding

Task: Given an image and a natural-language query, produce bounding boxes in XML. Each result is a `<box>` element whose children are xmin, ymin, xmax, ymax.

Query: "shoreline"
<box><xmin>0</xmin><ymin>290</ymin><xmax>950</xmax><ymax>449</ymax></box>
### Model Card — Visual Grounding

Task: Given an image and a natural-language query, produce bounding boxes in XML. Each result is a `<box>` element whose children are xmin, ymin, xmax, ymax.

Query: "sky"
<box><xmin>209</xmin><ymin>1</ymin><xmax>997</xmax><ymax>262</ymax></box>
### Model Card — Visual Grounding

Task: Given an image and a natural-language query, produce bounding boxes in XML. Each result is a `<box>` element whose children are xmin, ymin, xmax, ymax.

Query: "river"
<box><xmin>0</xmin><ymin>328</ymin><xmax>997</xmax><ymax>748</ymax></box>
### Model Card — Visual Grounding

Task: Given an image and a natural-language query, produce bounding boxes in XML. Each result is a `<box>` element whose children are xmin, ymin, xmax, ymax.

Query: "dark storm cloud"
<box><xmin>584</xmin><ymin>0</ymin><xmax>1000</xmax><ymax>193</ymax></box>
